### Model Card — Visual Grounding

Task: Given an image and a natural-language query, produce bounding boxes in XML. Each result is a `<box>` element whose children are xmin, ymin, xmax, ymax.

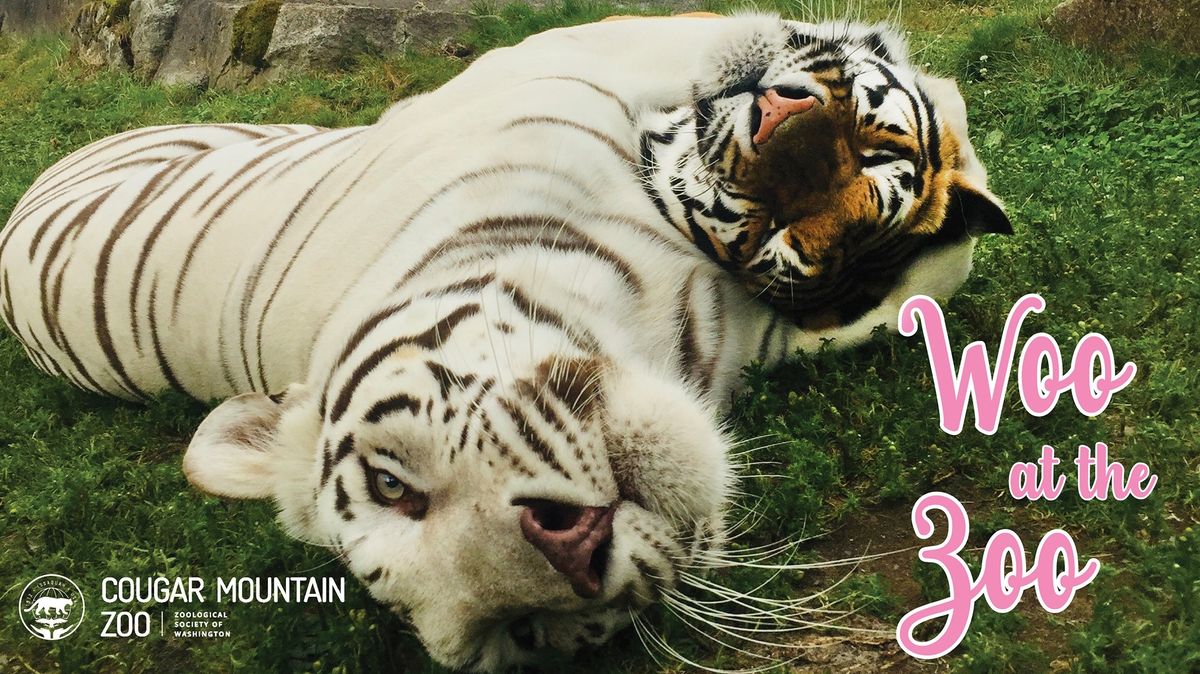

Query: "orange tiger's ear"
<box><xmin>945</xmin><ymin>183</ymin><xmax>1013</xmax><ymax>236</ymax></box>
<box><xmin>601</xmin><ymin>12</ymin><xmax>723</xmax><ymax>22</ymax></box>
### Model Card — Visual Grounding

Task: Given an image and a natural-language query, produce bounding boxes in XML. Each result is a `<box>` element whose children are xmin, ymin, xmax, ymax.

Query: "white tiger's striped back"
<box><xmin>0</xmin><ymin>122</ymin><xmax>373</xmax><ymax>399</ymax></box>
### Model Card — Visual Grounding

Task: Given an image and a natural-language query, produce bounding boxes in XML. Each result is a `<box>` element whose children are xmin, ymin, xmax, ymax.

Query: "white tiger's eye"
<box><xmin>373</xmin><ymin>470</ymin><xmax>407</xmax><ymax>502</ymax></box>
<box><xmin>366</xmin><ymin>466</ymin><xmax>429</xmax><ymax>518</ymax></box>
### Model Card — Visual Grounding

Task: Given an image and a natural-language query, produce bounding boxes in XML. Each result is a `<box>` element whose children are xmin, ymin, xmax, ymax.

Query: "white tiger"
<box><xmin>0</xmin><ymin>14</ymin><xmax>1009</xmax><ymax>670</ymax></box>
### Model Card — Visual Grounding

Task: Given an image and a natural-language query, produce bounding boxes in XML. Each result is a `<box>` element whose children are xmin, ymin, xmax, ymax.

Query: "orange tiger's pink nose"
<box><xmin>753</xmin><ymin>89</ymin><xmax>819</xmax><ymax>145</ymax></box>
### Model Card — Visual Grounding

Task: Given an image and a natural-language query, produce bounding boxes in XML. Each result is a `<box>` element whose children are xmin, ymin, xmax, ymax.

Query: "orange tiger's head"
<box><xmin>692</xmin><ymin>21</ymin><xmax>1011</xmax><ymax>329</ymax></box>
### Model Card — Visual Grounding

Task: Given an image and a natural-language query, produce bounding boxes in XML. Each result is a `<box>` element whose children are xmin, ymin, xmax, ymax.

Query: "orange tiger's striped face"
<box><xmin>692</xmin><ymin>23</ymin><xmax>1011</xmax><ymax>329</ymax></box>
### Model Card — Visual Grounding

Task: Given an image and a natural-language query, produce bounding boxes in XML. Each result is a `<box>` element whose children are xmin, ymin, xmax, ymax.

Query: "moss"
<box><xmin>230</xmin><ymin>0</ymin><xmax>283</xmax><ymax>68</ymax></box>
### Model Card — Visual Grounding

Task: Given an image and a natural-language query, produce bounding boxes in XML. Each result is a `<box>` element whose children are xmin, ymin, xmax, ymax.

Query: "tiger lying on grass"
<box><xmin>0</xmin><ymin>13</ymin><xmax>1009</xmax><ymax>671</ymax></box>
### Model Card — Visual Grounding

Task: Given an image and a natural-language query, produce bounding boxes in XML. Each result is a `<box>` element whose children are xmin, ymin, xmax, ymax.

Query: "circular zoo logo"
<box><xmin>19</xmin><ymin>574</ymin><xmax>85</xmax><ymax>640</ymax></box>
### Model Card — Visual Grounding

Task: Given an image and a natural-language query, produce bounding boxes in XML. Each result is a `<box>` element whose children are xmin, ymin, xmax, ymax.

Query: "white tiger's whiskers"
<box><xmin>286</xmin><ymin>533</ymin><xmax>366</xmax><ymax>575</ymax></box>
<box><xmin>640</xmin><ymin>416</ymin><xmax>903</xmax><ymax>671</ymax></box>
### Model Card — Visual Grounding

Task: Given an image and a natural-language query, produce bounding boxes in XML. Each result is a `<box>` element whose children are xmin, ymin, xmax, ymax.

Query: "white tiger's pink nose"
<box><xmin>517</xmin><ymin>499</ymin><xmax>614</xmax><ymax>599</ymax></box>
<box><xmin>753</xmin><ymin>88</ymin><xmax>819</xmax><ymax>145</ymax></box>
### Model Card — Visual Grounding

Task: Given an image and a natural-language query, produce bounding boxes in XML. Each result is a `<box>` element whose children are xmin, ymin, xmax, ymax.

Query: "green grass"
<box><xmin>1</xmin><ymin>2</ymin><xmax>1198</xmax><ymax>672</ymax></box>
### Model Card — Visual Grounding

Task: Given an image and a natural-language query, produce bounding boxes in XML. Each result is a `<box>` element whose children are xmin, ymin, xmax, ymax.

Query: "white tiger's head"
<box><xmin>670</xmin><ymin>18</ymin><xmax>1011</xmax><ymax>330</ymax></box>
<box><xmin>182</xmin><ymin>294</ymin><xmax>732</xmax><ymax>670</ymax></box>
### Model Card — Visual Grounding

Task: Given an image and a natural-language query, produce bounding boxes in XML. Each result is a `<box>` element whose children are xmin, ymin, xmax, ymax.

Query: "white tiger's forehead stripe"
<box><xmin>319</xmin><ymin>266</ymin><xmax>619</xmax><ymax>433</ymax></box>
<box><xmin>318</xmin><ymin>351</ymin><xmax>612</xmax><ymax>525</ymax></box>
<box><xmin>324</xmin><ymin>301</ymin><xmax>482</xmax><ymax>424</ymax></box>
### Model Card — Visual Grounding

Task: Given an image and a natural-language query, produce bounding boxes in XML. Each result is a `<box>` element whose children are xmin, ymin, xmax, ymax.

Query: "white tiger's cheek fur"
<box><xmin>603</xmin><ymin>368</ymin><xmax>732</xmax><ymax>531</ymax></box>
<box><xmin>270</xmin><ymin>404</ymin><xmax>328</xmax><ymax>541</ymax></box>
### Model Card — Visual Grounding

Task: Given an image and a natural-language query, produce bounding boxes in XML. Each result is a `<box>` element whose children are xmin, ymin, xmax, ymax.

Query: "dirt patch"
<box><xmin>791</xmin><ymin>482</ymin><xmax>1099</xmax><ymax>670</ymax></box>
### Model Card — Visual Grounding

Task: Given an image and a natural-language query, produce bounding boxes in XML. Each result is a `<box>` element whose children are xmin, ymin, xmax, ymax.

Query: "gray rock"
<box><xmin>263</xmin><ymin>1</ymin><xmax>405</xmax><ymax>72</ymax></box>
<box><xmin>22</xmin><ymin>0</ymin><xmax>708</xmax><ymax>89</ymax></box>
<box><xmin>11</xmin><ymin>0</ymin><xmax>488</xmax><ymax>87</ymax></box>
<box><xmin>154</xmin><ymin>0</ymin><xmax>248</xmax><ymax>88</ymax></box>
<box><xmin>71</xmin><ymin>2</ymin><xmax>131</xmax><ymax>70</ymax></box>
<box><xmin>402</xmin><ymin>3</ymin><xmax>473</xmax><ymax>51</ymax></box>
<box><xmin>0</xmin><ymin>0</ymin><xmax>82</xmax><ymax>33</ymax></box>
<box><xmin>129</xmin><ymin>0</ymin><xmax>182</xmax><ymax>76</ymax></box>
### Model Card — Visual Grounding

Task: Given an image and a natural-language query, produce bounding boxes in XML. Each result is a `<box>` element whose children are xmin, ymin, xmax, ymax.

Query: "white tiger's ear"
<box><xmin>183</xmin><ymin>385</ymin><xmax>314</xmax><ymax>500</ymax></box>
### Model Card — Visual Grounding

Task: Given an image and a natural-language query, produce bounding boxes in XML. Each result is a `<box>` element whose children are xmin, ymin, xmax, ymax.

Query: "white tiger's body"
<box><xmin>0</xmin><ymin>17</ymin><xmax>977</xmax><ymax>403</ymax></box>
<box><xmin>0</xmin><ymin>15</ymin><xmax>999</xmax><ymax>671</ymax></box>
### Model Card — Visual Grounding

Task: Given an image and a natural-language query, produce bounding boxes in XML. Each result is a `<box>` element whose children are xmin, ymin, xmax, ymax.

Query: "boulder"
<box><xmin>263</xmin><ymin>0</ymin><xmax>404</xmax><ymax>72</ymax></box>
<box><xmin>262</xmin><ymin>0</ymin><xmax>473</xmax><ymax>74</ymax></box>
<box><xmin>16</xmin><ymin>0</ymin><xmax>706</xmax><ymax>89</ymax></box>
<box><xmin>153</xmin><ymin>0</ymin><xmax>255</xmax><ymax>88</ymax></box>
<box><xmin>0</xmin><ymin>0</ymin><xmax>82</xmax><ymax>33</ymax></box>
<box><xmin>71</xmin><ymin>2</ymin><xmax>132</xmax><ymax>70</ymax></box>
<box><xmin>401</xmin><ymin>2</ymin><xmax>474</xmax><ymax>52</ymax></box>
<box><xmin>1048</xmin><ymin>0</ymin><xmax>1200</xmax><ymax>54</ymax></box>
<box><xmin>129</xmin><ymin>0</ymin><xmax>182</xmax><ymax>75</ymax></box>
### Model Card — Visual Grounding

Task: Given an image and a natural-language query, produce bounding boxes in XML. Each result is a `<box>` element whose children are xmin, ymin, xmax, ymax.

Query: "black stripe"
<box><xmin>334</xmin><ymin>475</ymin><xmax>354</xmax><ymax>521</ymax></box>
<box><xmin>500</xmin><ymin>399</ymin><xmax>571</xmax><ymax>479</ymax></box>
<box><xmin>364</xmin><ymin>394</ymin><xmax>422</xmax><ymax>423</ymax></box>
<box><xmin>128</xmin><ymin>165</ymin><xmax>212</xmax><ymax>353</ymax></box>
<box><xmin>328</xmin><ymin>300</ymin><xmax>414</xmax><ymax>380</ymax></box>
<box><xmin>45</xmin><ymin>267</ymin><xmax>106</xmax><ymax>393</ymax></box>
<box><xmin>334</xmin><ymin>434</ymin><xmax>355</xmax><ymax>462</ymax></box>
<box><xmin>532</xmin><ymin>76</ymin><xmax>635</xmax><ymax>122</ymax></box>
<box><xmin>522</xmin><ymin>382</ymin><xmax>575</xmax><ymax>443</ymax></box>
<box><xmin>25</xmin><ymin>196</ymin><xmax>82</xmax><ymax>262</ymax></box>
<box><xmin>499</xmin><ymin>281</ymin><xmax>601</xmax><ymax>354</ymax></box>
<box><xmin>146</xmin><ymin>281</ymin><xmax>189</xmax><ymax>395</ymax></box>
<box><xmin>758</xmin><ymin>314</ymin><xmax>780</xmax><ymax>362</ymax></box>
<box><xmin>267</xmin><ymin>129</ymin><xmax>363</xmax><ymax>183</ymax></box>
<box><xmin>40</xmin><ymin>188</ymin><xmax>116</xmax><ymax>348</ymax></box>
<box><xmin>503</xmin><ymin>116</ymin><xmax>634</xmax><ymax>164</ymax></box>
<box><xmin>426</xmin><ymin>360</ymin><xmax>475</xmax><ymax>401</ymax></box>
<box><xmin>698</xmin><ymin>276</ymin><xmax>727</xmax><ymax>392</ymax></box>
<box><xmin>327</xmin><ymin>303</ymin><xmax>480</xmax><ymax>423</ymax></box>
<box><xmin>919</xmin><ymin>88</ymin><xmax>943</xmax><ymax>173</ymax></box>
<box><xmin>397</xmin><ymin>215</ymin><xmax>643</xmax><ymax>296</ymax></box>
<box><xmin>319</xmin><ymin>440</ymin><xmax>334</xmax><ymax>487</ymax></box>
<box><xmin>674</xmin><ymin>270</ymin><xmax>700</xmax><ymax>383</ymax></box>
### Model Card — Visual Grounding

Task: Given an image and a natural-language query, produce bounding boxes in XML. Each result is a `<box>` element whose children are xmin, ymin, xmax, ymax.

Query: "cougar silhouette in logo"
<box><xmin>25</xmin><ymin>596</ymin><xmax>73</xmax><ymax>617</ymax></box>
